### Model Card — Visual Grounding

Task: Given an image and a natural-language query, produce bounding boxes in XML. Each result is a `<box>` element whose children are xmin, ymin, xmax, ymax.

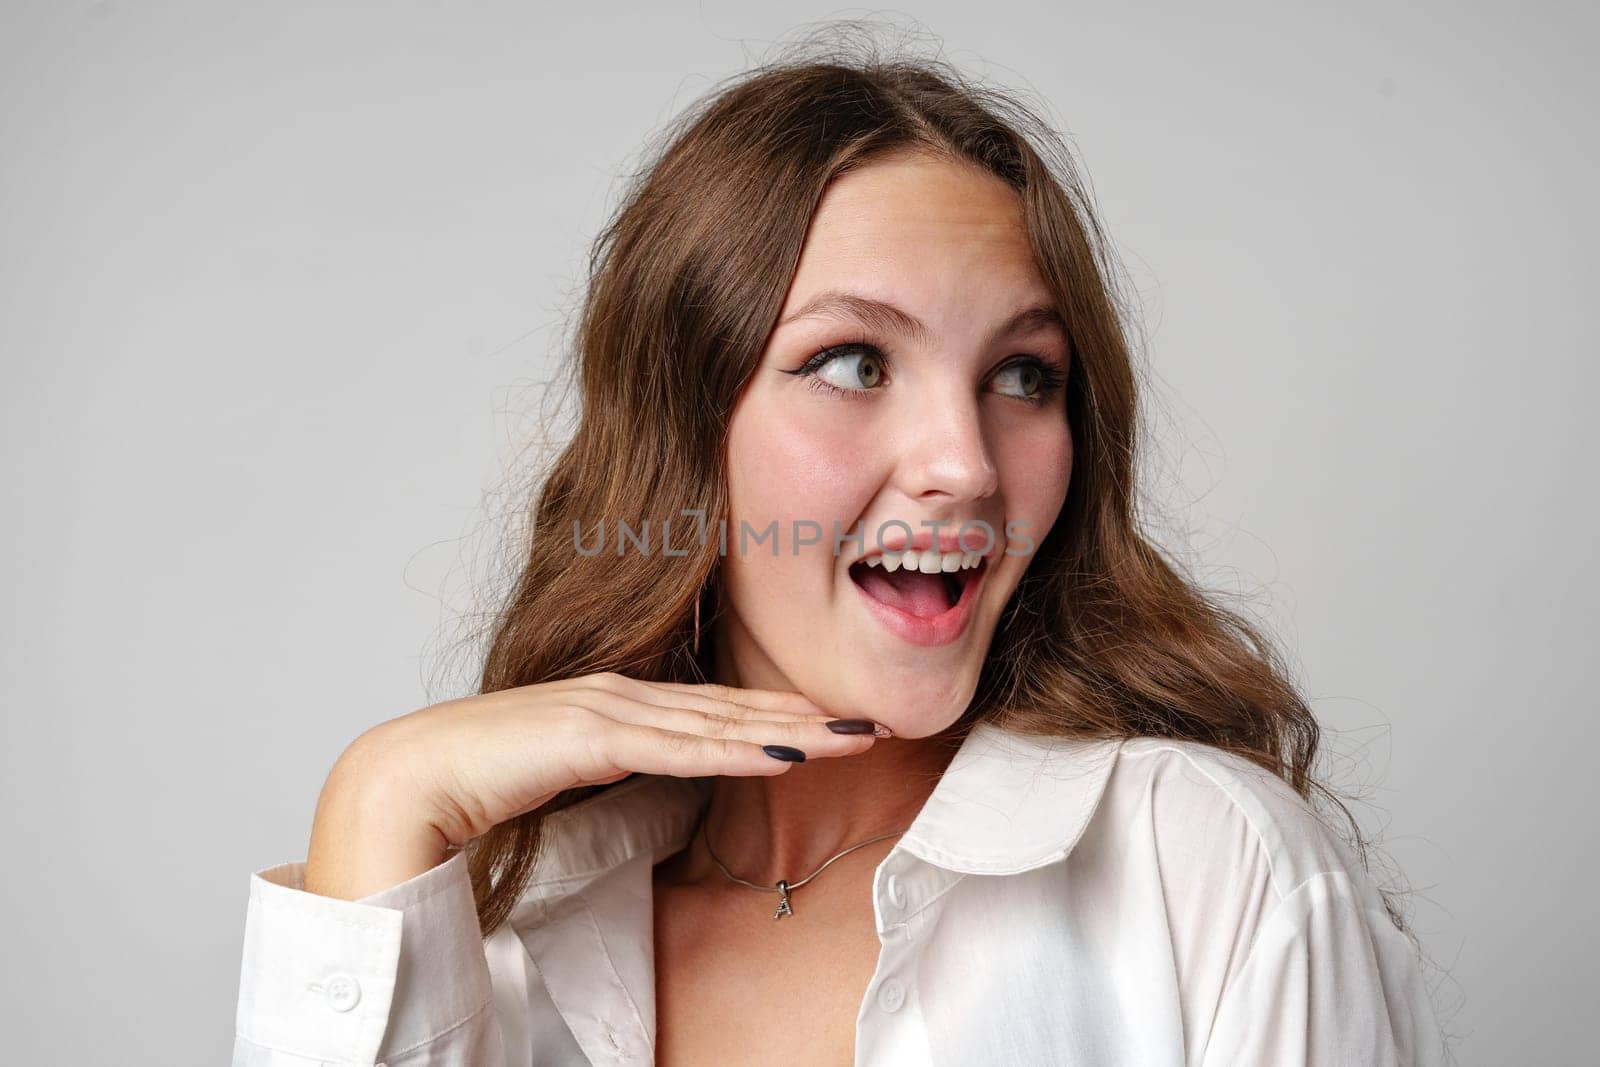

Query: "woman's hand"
<box><xmin>302</xmin><ymin>672</ymin><xmax>885</xmax><ymax>899</ymax></box>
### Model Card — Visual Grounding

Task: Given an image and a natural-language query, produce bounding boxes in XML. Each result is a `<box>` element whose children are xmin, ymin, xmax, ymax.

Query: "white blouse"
<box><xmin>232</xmin><ymin>722</ymin><xmax>1445</xmax><ymax>1065</ymax></box>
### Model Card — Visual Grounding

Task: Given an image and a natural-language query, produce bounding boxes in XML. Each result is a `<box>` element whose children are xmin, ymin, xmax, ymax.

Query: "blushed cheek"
<box><xmin>727</xmin><ymin>396</ymin><xmax>874</xmax><ymax>549</ymax></box>
<box><xmin>997</xmin><ymin>424</ymin><xmax>1073</xmax><ymax>543</ymax></box>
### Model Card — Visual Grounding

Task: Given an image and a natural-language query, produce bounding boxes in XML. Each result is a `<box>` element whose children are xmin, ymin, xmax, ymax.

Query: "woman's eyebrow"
<box><xmin>777</xmin><ymin>290</ymin><xmax>1067</xmax><ymax>348</ymax></box>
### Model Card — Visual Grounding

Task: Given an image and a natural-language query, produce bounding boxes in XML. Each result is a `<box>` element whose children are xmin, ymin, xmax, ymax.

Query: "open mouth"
<box><xmin>847</xmin><ymin>553</ymin><xmax>986</xmax><ymax>619</ymax></box>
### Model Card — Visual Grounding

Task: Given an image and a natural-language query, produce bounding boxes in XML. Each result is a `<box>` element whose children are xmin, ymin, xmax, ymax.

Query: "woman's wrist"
<box><xmin>302</xmin><ymin>734</ymin><xmax>455</xmax><ymax>900</ymax></box>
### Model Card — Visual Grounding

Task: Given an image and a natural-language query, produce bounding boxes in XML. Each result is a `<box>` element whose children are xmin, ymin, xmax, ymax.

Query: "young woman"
<box><xmin>232</xmin><ymin>45</ymin><xmax>1445</xmax><ymax>1067</ymax></box>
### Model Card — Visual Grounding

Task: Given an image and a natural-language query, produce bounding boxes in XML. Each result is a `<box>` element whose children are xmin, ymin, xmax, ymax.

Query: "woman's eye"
<box><xmin>991</xmin><ymin>360</ymin><xmax>1043</xmax><ymax>398</ymax></box>
<box><xmin>990</xmin><ymin>357</ymin><xmax>1064</xmax><ymax>404</ymax></box>
<box><xmin>814</xmin><ymin>347</ymin><xmax>884</xmax><ymax>391</ymax></box>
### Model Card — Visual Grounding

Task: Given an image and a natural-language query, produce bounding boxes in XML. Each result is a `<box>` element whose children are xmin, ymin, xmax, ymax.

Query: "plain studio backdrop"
<box><xmin>2</xmin><ymin>2</ymin><xmax>1593</xmax><ymax>1063</ymax></box>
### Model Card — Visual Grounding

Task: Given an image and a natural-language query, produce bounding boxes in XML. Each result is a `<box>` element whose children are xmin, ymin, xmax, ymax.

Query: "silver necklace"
<box><xmin>698</xmin><ymin>810</ymin><xmax>911</xmax><ymax>921</ymax></box>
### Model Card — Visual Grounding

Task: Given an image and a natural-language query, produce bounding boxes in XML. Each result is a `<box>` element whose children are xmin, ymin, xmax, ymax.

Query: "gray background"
<box><xmin>2</xmin><ymin>1</ymin><xmax>1592</xmax><ymax>1063</ymax></box>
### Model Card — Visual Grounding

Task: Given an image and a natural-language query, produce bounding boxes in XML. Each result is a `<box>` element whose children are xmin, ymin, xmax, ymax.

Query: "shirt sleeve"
<box><xmin>231</xmin><ymin>849</ymin><xmax>510</xmax><ymax>1066</ymax></box>
<box><xmin>1198</xmin><ymin>871</ymin><xmax>1446</xmax><ymax>1067</ymax></box>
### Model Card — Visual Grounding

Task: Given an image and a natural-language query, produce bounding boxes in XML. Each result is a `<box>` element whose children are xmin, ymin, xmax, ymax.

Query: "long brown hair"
<box><xmin>461</xmin><ymin>29</ymin><xmax>1396</xmax><ymax>939</ymax></box>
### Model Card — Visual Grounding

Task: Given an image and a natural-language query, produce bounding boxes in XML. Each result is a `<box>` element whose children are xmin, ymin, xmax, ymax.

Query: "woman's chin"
<box><xmin>823</xmin><ymin>673</ymin><xmax>976</xmax><ymax>739</ymax></box>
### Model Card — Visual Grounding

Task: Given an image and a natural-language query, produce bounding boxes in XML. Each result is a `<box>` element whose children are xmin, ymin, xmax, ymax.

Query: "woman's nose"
<box><xmin>892</xmin><ymin>388</ymin><xmax>1000</xmax><ymax>504</ymax></box>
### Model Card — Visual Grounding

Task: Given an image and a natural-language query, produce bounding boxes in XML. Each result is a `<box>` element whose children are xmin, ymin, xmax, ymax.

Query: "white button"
<box><xmin>885</xmin><ymin>874</ymin><xmax>903</xmax><ymax>908</ymax></box>
<box><xmin>325</xmin><ymin>973</ymin><xmax>361</xmax><ymax>1012</ymax></box>
<box><xmin>877</xmin><ymin>978</ymin><xmax>906</xmax><ymax>1013</ymax></box>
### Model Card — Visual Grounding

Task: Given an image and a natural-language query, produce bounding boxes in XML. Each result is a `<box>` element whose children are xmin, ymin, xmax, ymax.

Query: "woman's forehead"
<box><xmin>777</xmin><ymin>166</ymin><xmax>1036</xmax><ymax>321</ymax></box>
<box><xmin>799</xmin><ymin>153</ymin><xmax>1028</xmax><ymax>260</ymax></box>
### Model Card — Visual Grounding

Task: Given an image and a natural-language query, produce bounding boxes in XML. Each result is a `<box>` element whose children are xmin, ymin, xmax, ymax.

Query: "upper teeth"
<box><xmin>862</xmin><ymin>549</ymin><xmax>983</xmax><ymax>574</ymax></box>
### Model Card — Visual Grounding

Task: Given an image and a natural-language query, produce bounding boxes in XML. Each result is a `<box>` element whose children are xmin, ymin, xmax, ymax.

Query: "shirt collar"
<box><xmin>522</xmin><ymin>718</ymin><xmax>1121</xmax><ymax>894</ymax></box>
<box><xmin>896</xmin><ymin>719</ymin><xmax>1120</xmax><ymax>875</ymax></box>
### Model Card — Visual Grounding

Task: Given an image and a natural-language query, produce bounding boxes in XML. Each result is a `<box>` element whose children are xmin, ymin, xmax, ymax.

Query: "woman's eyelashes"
<box><xmin>784</xmin><ymin>342</ymin><xmax>1067</xmax><ymax>406</ymax></box>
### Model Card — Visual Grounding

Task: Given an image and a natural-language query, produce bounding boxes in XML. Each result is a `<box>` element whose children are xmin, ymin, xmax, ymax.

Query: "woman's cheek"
<box><xmin>997</xmin><ymin>424</ymin><xmax>1072</xmax><ymax>536</ymax></box>
<box><xmin>730</xmin><ymin>401</ymin><xmax>874</xmax><ymax>550</ymax></box>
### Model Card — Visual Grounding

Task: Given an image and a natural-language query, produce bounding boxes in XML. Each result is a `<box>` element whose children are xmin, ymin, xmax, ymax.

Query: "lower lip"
<box><xmin>849</xmin><ymin>559</ymin><xmax>989</xmax><ymax>648</ymax></box>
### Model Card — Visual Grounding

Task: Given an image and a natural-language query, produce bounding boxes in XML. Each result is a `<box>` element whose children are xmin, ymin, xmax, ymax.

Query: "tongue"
<box><xmin>855</xmin><ymin>565</ymin><xmax>951</xmax><ymax>618</ymax></box>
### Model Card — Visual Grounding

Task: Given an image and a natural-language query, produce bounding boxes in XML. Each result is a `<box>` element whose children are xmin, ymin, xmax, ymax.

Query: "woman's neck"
<box><xmin>691</xmin><ymin>731</ymin><xmax>956</xmax><ymax>886</ymax></box>
<box><xmin>664</xmin><ymin>639</ymin><xmax>960</xmax><ymax>887</ymax></box>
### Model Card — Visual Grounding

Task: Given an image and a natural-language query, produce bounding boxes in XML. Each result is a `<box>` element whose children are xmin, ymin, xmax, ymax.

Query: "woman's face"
<box><xmin>716</xmin><ymin>148</ymin><xmax>1074</xmax><ymax>739</ymax></box>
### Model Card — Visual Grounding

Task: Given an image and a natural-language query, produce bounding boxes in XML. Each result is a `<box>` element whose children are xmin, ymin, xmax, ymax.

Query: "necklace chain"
<box><xmin>697</xmin><ymin>807</ymin><xmax>912</xmax><ymax>921</ymax></box>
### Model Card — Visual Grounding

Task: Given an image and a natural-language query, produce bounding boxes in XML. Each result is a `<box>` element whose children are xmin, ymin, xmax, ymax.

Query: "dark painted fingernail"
<box><xmin>825</xmin><ymin>718</ymin><xmax>880</xmax><ymax>735</ymax></box>
<box><xmin>763</xmin><ymin>744</ymin><xmax>806</xmax><ymax>762</ymax></box>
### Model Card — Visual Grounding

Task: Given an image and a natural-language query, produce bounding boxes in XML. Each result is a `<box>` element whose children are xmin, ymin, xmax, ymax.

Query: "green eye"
<box><xmin>992</xmin><ymin>361</ymin><xmax>1042</xmax><ymax>398</ymax></box>
<box><xmin>991</xmin><ymin>358</ymin><xmax>1066</xmax><ymax>406</ymax></box>
<box><xmin>815</xmin><ymin>349</ymin><xmax>884</xmax><ymax>391</ymax></box>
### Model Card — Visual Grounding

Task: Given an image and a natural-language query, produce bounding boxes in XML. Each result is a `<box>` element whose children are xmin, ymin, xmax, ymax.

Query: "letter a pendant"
<box><xmin>772</xmin><ymin>879</ymin><xmax>794</xmax><ymax>920</ymax></box>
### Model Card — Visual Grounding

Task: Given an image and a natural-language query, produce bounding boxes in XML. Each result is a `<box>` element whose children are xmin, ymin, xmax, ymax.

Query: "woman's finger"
<box><xmin>566</xmin><ymin>688</ymin><xmax>877</xmax><ymax>757</ymax></box>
